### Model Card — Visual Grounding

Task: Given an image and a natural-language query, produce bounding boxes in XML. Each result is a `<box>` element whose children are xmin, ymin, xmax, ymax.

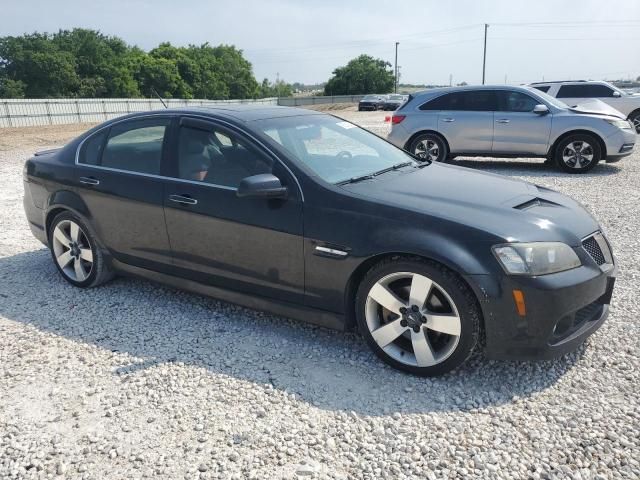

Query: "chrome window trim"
<box><xmin>74</xmin><ymin>112</ymin><xmax>305</xmax><ymax>201</ymax></box>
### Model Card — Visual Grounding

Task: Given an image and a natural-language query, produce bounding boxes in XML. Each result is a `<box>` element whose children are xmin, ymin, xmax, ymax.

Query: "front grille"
<box><xmin>582</xmin><ymin>236</ymin><xmax>606</xmax><ymax>265</ymax></box>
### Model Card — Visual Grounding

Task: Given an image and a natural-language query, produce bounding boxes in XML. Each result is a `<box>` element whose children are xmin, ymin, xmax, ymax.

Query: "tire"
<box><xmin>48</xmin><ymin>211</ymin><xmax>113</xmax><ymax>288</ymax></box>
<box><xmin>629</xmin><ymin>111</ymin><xmax>640</xmax><ymax>134</ymax></box>
<box><xmin>409</xmin><ymin>133</ymin><xmax>449</xmax><ymax>163</ymax></box>
<box><xmin>355</xmin><ymin>257</ymin><xmax>482</xmax><ymax>376</ymax></box>
<box><xmin>554</xmin><ymin>133</ymin><xmax>601</xmax><ymax>173</ymax></box>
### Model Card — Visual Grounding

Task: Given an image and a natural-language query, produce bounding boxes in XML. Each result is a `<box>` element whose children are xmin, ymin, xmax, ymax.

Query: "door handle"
<box><xmin>79</xmin><ymin>176</ymin><xmax>100</xmax><ymax>185</ymax></box>
<box><xmin>442</xmin><ymin>118</ymin><xmax>455</xmax><ymax>123</ymax></box>
<box><xmin>496</xmin><ymin>119</ymin><xmax>510</xmax><ymax>124</ymax></box>
<box><xmin>169</xmin><ymin>194</ymin><xmax>198</xmax><ymax>205</ymax></box>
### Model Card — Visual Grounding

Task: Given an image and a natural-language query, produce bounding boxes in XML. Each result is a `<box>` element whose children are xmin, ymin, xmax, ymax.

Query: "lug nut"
<box><xmin>411</xmin><ymin>305</ymin><xmax>419</xmax><ymax>312</ymax></box>
<box><xmin>399</xmin><ymin>307</ymin><xmax>407</xmax><ymax>314</ymax></box>
<box><xmin>421</xmin><ymin>316</ymin><xmax>427</xmax><ymax>323</ymax></box>
<box><xmin>400</xmin><ymin>319</ymin><xmax>408</xmax><ymax>327</ymax></box>
<box><xmin>413</xmin><ymin>326</ymin><xmax>420</xmax><ymax>333</ymax></box>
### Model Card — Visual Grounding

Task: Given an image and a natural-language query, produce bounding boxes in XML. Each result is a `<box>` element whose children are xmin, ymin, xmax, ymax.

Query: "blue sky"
<box><xmin>3</xmin><ymin>0</ymin><xmax>640</xmax><ymax>85</ymax></box>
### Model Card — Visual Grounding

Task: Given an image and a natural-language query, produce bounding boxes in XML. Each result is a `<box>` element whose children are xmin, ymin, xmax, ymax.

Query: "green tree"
<box><xmin>257</xmin><ymin>77</ymin><xmax>293</xmax><ymax>98</ymax></box>
<box><xmin>324</xmin><ymin>55</ymin><xmax>394</xmax><ymax>95</ymax></box>
<box><xmin>0</xmin><ymin>29</ymin><xmax>275</xmax><ymax>100</ymax></box>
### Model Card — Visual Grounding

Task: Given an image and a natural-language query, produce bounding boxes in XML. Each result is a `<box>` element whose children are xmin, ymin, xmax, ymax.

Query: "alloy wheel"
<box><xmin>365</xmin><ymin>272</ymin><xmax>461</xmax><ymax>368</ymax></box>
<box><xmin>633</xmin><ymin>116</ymin><xmax>640</xmax><ymax>134</ymax></box>
<box><xmin>562</xmin><ymin>141</ymin><xmax>594</xmax><ymax>169</ymax></box>
<box><xmin>52</xmin><ymin>219</ymin><xmax>94</xmax><ymax>282</ymax></box>
<box><xmin>414</xmin><ymin>139</ymin><xmax>440</xmax><ymax>162</ymax></box>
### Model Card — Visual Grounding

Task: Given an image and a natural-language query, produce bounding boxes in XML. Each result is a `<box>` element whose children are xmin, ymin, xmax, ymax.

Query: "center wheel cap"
<box><xmin>400</xmin><ymin>305</ymin><xmax>426</xmax><ymax>331</ymax></box>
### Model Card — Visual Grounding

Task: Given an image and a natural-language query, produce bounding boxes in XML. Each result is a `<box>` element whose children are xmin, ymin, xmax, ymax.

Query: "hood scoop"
<box><xmin>513</xmin><ymin>197</ymin><xmax>561</xmax><ymax>211</ymax></box>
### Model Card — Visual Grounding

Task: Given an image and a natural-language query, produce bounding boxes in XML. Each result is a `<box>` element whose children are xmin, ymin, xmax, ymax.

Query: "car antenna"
<box><xmin>151</xmin><ymin>87</ymin><xmax>168</xmax><ymax>109</ymax></box>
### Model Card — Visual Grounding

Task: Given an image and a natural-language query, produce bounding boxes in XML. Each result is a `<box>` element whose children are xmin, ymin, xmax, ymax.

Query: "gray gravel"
<box><xmin>1</xmin><ymin>116</ymin><xmax>639</xmax><ymax>479</ymax></box>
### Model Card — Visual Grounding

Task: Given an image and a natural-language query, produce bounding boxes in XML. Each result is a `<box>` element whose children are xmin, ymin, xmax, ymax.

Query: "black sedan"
<box><xmin>358</xmin><ymin>95</ymin><xmax>384</xmax><ymax>111</ymax></box>
<box><xmin>382</xmin><ymin>94</ymin><xmax>407</xmax><ymax>111</ymax></box>
<box><xmin>23</xmin><ymin>106</ymin><xmax>616</xmax><ymax>376</ymax></box>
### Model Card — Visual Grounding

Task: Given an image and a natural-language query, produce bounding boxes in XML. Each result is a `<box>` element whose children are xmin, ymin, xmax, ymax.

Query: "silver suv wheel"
<box><xmin>562</xmin><ymin>140</ymin><xmax>594</xmax><ymax>169</ymax></box>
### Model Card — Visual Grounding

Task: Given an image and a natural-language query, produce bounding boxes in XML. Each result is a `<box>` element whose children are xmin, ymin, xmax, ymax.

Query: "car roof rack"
<box><xmin>529</xmin><ymin>80</ymin><xmax>587</xmax><ymax>85</ymax></box>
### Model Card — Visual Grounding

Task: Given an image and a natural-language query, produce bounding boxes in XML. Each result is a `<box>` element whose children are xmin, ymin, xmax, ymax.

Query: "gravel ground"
<box><xmin>1</xmin><ymin>113</ymin><xmax>639</xmax><ymax>479</ymax></box>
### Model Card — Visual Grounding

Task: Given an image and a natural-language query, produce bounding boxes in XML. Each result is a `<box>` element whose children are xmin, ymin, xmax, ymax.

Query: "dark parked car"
<box><xmin>358</xmin><ymin>95</ymin><xmax>384</xmax><ymax>111</ymax></box>
<box><xmin>23</xmin><ymin>106</ymin><xmax>616</xmax><ymax>376</ymax></box>
<box><xmin>382</xmin><ymin>94</ymin><xmax>407</xmax><ymax>111</ymax></box>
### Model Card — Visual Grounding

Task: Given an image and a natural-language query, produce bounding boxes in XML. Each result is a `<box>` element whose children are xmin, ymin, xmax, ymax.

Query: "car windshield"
<box><xmin>526</xmin><ymin>87</ymin><xmax>569</xmax><ymax>109</ymax></box>
<box><xmin>255</xmin><ymin>115</ymin><xmax>418</xmax><ymax>184</ymax></box>
<box><xmin>362</xmin><ymin>95</ymin><xmax>379</xmax><ymax>100</ymax></box>
<box><xmin>389</xmin><ymin>95</ymin><xmax>404</xmax><ymax>101</ymax></box>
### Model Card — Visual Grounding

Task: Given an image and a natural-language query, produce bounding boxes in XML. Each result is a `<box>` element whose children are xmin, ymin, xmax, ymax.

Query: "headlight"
<box><xmin>604</xmin><ymin>118</ymin><xmax>632</xmax><ymax>130</ymax></box>
<box><xmin>493</xmin><ymin>242</ymin><xmax>581</xmax><ymax>275</ymax></box>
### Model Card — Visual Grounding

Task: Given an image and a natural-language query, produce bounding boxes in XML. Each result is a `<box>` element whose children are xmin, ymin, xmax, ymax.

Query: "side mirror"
<box><xmin>612</xmin><ymin>91</ymin><xmax>622</xmax><ymax>98</ymax></box>
<box><xmin>533</xmin><ymin>104</ymin><xmax>550</xmax><ymax>115</ymax></box>
<box><xmin>237</xmin><ymin>174</ymin><xmax>288</xmax><ymax>199</ymax></box>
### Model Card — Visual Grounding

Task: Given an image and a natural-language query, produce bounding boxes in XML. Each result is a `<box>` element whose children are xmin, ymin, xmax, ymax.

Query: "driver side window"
<box><xmin>176</xmin><ymin>120</ymin><xmax>272</xmax><ymax>188</ymax></box>
<box><xmin>499</xmin><ymin>91</ymin><xmax>539</xmax><ymax>112</ymax></box>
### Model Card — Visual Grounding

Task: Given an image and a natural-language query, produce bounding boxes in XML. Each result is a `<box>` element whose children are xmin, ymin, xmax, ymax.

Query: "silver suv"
<box><xmin>387</xmin><ymin>85</ymin><xmax>636</xmax><ymax>173</ymax></box>
<box><xmin>529</xmin><ymin>80</ymin><xmax>640</xmax><ymax>134</ymax></box>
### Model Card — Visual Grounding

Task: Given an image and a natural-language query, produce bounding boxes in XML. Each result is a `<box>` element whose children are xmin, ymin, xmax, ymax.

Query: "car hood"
<box><xmin>565</xmin><ymin>99</ymin><xmax>626</xmax><ymax>119</ymax></box>
<box><xmin>340</xmin><ymin>162</ymin><xmax>600</xmax><ymax>245</ymax></box>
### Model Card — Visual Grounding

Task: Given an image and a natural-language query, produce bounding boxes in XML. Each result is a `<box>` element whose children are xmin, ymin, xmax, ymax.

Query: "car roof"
<box><xmin>114</xmin><ymin>105</ymin><xmax>322</xmax><ymax>123</ymax></box>
<box><xmin>410</xmin><ymin>84</ymin><xmax>535</xmax><ymax>99</ymax></box>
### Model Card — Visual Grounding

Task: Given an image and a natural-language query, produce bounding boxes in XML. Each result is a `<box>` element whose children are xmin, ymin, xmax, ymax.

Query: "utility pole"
<box><xmin>394</xmin><ymin>42</ymin><xmax>399</xmax><ymax>93</ymax></box>
<box><xmin>482</xmin><ymin>24</ymin><xmax>489</xmax><ymax>85</ymax></box>
<box><xmin>449</xmin><ymin>74</ymin><xmax>452</xmax><ymax>87</ymax></box>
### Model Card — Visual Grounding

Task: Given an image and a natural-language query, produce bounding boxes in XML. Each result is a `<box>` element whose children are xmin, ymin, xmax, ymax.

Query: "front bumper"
<box><xmin>466</xmin><ymin>263</ymin><xmax>616</xmax><ymax>361</ymax></box>
<box><xmin>604</xmin><ymin>128</ymin><xmax>636</xmax><ymax>162</ymax></box>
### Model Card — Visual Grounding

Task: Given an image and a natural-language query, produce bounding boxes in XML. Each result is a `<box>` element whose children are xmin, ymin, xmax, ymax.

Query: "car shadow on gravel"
<box><xmin>0</xmin><ymin>249</ymin><xmax>587</xmax><ymax>416</ymax></box>
<box><xmin>454</xmin><ymin>158</ymin><xmax>621</xmax><ymax>178</ymax></box>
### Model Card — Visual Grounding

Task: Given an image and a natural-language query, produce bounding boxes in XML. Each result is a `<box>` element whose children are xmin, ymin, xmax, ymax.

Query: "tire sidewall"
<box><xmin>48</xmin><ymin>212</ymin><xmax>100</xmax><ymax>288</ymax></box>
<box><xmin>355</xmin><ymin>259</ymin><xmax>480</xmax><ymax>376</ymax></box>
<box><xmin>409</xmin><ymin>134</ymin><xmax>449</xmax><ymax>163</ymax></box>
<box><xmin>555</xmin><ymin>134</ymin><xmax>601</xmax><ymax>173</ymax></box>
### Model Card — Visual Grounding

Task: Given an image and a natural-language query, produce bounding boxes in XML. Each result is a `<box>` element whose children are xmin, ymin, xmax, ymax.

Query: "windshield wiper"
<box><xmin>336</xmin><ymin>161</ymin><xmax>414</xmax><ymax>185</ymax></box>
<box><xmin>337</xmin><ymin>173</ymin><xmax>375</xmax><ymax>185</ymax></box>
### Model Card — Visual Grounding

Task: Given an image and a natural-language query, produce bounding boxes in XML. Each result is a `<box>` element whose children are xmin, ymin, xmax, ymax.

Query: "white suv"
<box><xmin>529</xmin><ymin>80</ymin><xmax>640</xmax><ymax>133</ymax></box>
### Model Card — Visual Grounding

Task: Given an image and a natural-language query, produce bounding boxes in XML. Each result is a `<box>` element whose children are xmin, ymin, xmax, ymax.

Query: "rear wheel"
<box><xmin>49</xmin><ymin>211</ymin><xmax>113</xmax><ymax>288</ymax></box>
<box><xmin>554</xmin><ymin>134</ymin><xmax>601</xmax><ymax>173</ymax></box>
<box><xmin>355</xmin><ymin>258</ymin><xmax>481</xmax><ymax>376</ymax></box>
<box><xmin>409</xmin><ymin>133</ymin><xmax>448</xmax><ymax>163</ymax></box>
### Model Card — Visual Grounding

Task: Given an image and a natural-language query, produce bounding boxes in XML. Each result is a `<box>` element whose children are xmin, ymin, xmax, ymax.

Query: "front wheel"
<box><xmin>554</xmin><ymin>134</ymin><xmax>601</xmax><ymax>173</ymax></box>
<box><xmin>629</xmin><ymin>111</ymin><xmax>640</xmax><ymax>134</ymax></box>
<box><xmin>408</xmin><ymin>133</ymin><xmax>448</xmax><ymax>163</ymax></box>
<box><xmin>355</xmin><ymin>258</ymin><xmax>481</xmax><ymax>376</ymax></box>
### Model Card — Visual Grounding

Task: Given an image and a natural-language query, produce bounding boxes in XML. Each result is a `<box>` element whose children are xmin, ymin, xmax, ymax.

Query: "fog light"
<box><xmin>512</xmin><ymin>289</ymin><xmax>526</xmax><ymax>317</ymax></box>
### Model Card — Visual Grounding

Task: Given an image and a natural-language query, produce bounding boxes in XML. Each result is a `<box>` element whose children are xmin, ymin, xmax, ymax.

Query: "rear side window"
<box><xmin>532</xmin><ymin>85</ymin><xmax>550</xmax><ymax>93</ymax></box>
<box><xmin>557</xmin><ymin>84</ymin><xmax>615</xmax><ymax>98</ymax></box>
<box><xmin>78</xmin><ymin>130</ymin><xmax>107</xmax><ymax>165</ymax></box>
<box><xmin>420</xmin><ymin>93</ymin><xmax>454</xmax><ymax>110</ymax></box>
<box><xmin>101</xmin><ymin>118</ymin><xmax>170</xmax><ymax>175</ymax></box>
<box><xmin>420</xmin><ymin>91</ymin><xmax>497</xmax><ymax>111</ymax></box>
<box><xmin>498</xmin><ymin>91</ymin><xmax>539</xmax><ymax>112</ymax></box>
